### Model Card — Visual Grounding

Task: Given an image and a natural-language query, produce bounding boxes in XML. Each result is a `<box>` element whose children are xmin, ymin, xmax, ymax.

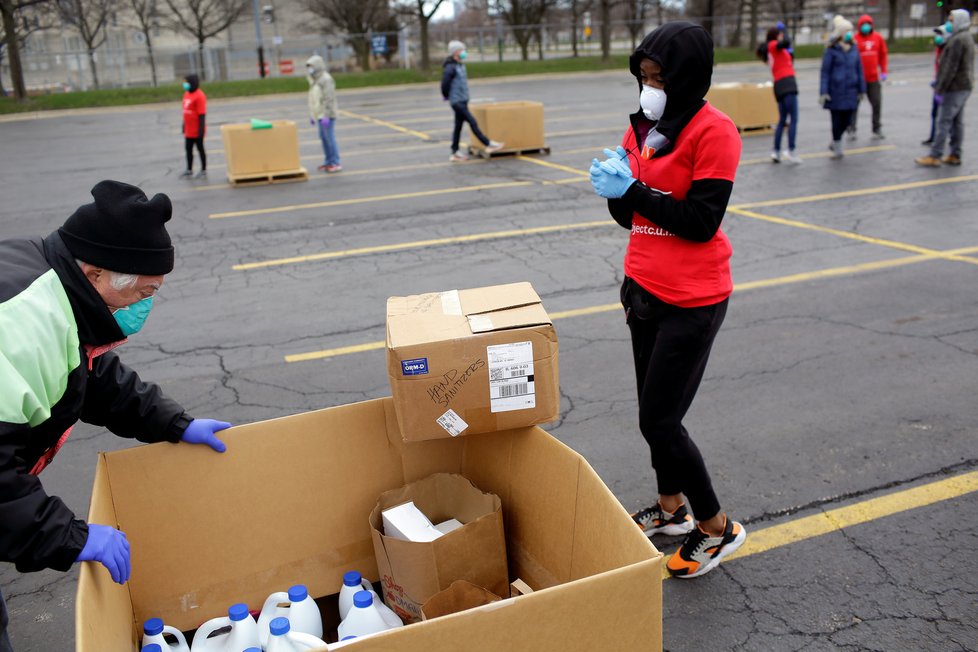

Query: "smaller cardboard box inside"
<box><xmin>219</xmin><ymin>120</ymin><xmax>305</xmax><ymax>178</ymax></box>
<box><xmin>75</xmin><ymin>398</ymin><xmax>662</xmax><ymax>651</ymax></box>
<box><xmin>706</xmin><ymin>82</ymin><xmax>779</xmax><ymax>130</ymax></box>
<box><xmin>370</xmin><ymin>473</ymin><xmax>509</xmax><ymax>623</ymax></box>
<box><xmin>469</xmin><ymin>101</ymin><xmax>545</xmax><ymax>153</ymax></box>
<box><xmin>386</xmin><ymin>282</ymin><xmax>559</xmax><ymax>442</ymax></box>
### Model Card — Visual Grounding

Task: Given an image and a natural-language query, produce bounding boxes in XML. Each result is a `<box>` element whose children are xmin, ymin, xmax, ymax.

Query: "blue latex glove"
<box><xmin>934</xmin><ymin>93</ymin><xmax>943</xmax><ymax>105</ymax></box>
<box><xmin>880</xmin><ymin>72</ymin><xmax>888</xmax><ymax>82</ymax></box>
<box><xmin>589</xmin><ymin>152</ymin><xmax>636</xmax><ymax>199</ymax></box>
<box><xmin>181</xmin><ymin>418</ymin><xmax>231</xmax><ymax>453</ymax></box>
<box><xmin>600</xmin><ymin>146</ymin><xmax>632</xmax><ymax>176</ymax></box>
<box><xmin>75</xmin><ymin>524</ymin><xmax>130</xmax><ymax>584</ymax></box>
<box><xmin>319</xmin><ymin>117</ymin><xmax>331</xmax><ymax>130</ymax></box>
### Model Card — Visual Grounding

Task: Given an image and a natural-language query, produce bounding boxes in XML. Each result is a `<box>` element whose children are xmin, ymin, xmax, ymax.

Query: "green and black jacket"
<box><xmin>0</xmin><ymin>232</ymin><xmax>190</xmax><ymax>573</ymax></box>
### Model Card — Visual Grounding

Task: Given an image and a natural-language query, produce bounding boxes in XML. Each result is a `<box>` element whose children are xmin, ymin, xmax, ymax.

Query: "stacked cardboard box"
<box><xmin>706</xmin><ymin>82</ymin><xmax>779</xmax><ymax>131</ymax></box>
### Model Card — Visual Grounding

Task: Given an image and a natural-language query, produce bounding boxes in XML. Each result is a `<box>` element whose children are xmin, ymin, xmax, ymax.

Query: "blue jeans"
<box><xmin>318</xmin><ymin>118</ymin><xmax>340</xmax><ymax>167</ymax></box>
<box><xmin>930</xmin><ymin>89</ymin><xmax>970</xmax><ymax>158</ymax></box>
<box><xmin>450</xmin><ymin>101</ymin><xmax>490</xmax><ymax>153</ymax></box>
<box><xmin>774</xmin><ymin>93</ymin><xmax>798</xmax><ymax>152</ymax></box>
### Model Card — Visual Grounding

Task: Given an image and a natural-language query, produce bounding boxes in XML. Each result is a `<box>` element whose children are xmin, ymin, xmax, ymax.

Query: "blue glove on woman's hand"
<box><xmin>76</xmin><ymin>524</ymin><xmax>130</xmax><ymax>584</ymax></box>
<box><xmin>589</xmin><ymin>147</ymin><xmax>636</xmax><ymax>199</ymax></box>
<box><xmin>181</xmin><ymin>418</ymin><xmax>231</xmax><ymax>453</ymax></box>
<box><xmin>319</xmin><ymin>117</ymin><xmax>331</xmax><ymax>130</ymax></box>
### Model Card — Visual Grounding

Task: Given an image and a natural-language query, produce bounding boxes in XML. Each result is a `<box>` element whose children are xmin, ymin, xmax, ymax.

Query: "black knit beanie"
<box><xmin>59</xmin><ymin>180</ymin><xmax>174</xmax><ymax>275</ymax></box>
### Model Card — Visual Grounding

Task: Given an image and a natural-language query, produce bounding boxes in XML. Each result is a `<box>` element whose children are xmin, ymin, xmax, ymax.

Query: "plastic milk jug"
<box><xmin>257</xmin><ymin>585</ymin><xmax>323</xmax><ymax>647</ymax></box>
<box><xmin>265</xmin><ymin>617</ymin><xmax>328</xmax><ymax>652</ymax></box>
<box><xmin>142</xmin><ymin>618</ymin><xmax>190</xmax><ymax>652</ymax></box>
<box><xmin>337</xmin><ymin>571</ymin><xmax>403</xmax><ymax>628</ymax></box>
<box><xmin>189</xmin><ymin>603</ymin><xmax>260</xmax><ymax>652</ymax></box>
<box><xmin>336</xmin><ymin>591</ymin><xmax>392</xmax><ymax>640</ymax></box>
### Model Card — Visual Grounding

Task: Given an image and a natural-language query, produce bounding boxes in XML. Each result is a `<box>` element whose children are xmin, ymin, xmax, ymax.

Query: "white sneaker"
<box><xmin>449</xmin><ymin>150</ymin><xmax>469</xmax><ymax>162</ymax></box>
<box><xmin>770</xmin><ymin>150</ymin><xmax>781</xmax><ymax>163</ymax></box>
<box><xmin>781</xmin><ymin>150</ymin><xmax>803</xmax><ymax>165</ymax></box>
<box><xmin>484</xmin><ymin>140</ymin><xmax>504</xmax><ymax>154</ymax></box>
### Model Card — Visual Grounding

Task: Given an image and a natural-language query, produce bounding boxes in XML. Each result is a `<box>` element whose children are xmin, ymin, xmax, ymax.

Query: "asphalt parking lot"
<box><xmin>1</xmin><ymin>52</ymin><xmax>976</xmax><ymax>651</ymax></box>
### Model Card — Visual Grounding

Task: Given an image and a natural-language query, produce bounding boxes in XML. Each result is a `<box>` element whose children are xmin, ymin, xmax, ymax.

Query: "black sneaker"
<box><xmin>667</xmin><ymin>516</ymin><xmax>746</xmax><ymax>579</ymax></box>
<box><xmin>631</xmin><ymin>502</ymin><xmax>695</xmax><ymax>536</ymax></box>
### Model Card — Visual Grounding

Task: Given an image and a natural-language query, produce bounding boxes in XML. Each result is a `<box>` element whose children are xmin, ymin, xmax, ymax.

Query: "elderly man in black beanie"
<box><xmin>0</xmin><ymin>180</ymin><xmax>231</xmax><ymax>650</ymax></box>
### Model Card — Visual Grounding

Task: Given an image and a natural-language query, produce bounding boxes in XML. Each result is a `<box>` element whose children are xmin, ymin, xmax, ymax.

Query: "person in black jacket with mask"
<box><xmin>0</xmin><ymin>181</ymin><xmax>231</xmax><ymax>650</ymax></box>
<box><xmin>589</xmin><ymin>22</ymin><xmax>746</xmax><ymax>579</ymax></box>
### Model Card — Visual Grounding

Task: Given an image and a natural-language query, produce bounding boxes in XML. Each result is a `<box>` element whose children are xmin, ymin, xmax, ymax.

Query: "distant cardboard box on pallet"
<box><xmin>468</xmin><ymin>101</ymin><xmax>548</xmax><ymax>157</ymax></box>
<box><xmin>220</xmin><ymin>119</ymin><xmax>308</xmax><ymax>186</ymax></box>
<box><xmin>706</xmin><ymin>82</ymin><xmax>779</xmax><ymax>132</ymax></box>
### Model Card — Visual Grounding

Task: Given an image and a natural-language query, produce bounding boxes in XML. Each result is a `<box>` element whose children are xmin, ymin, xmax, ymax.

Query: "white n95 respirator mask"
<box><xmin>640</xmin><ymin>86</ymin><xmax>667</xmax><ymax>121</ymax></box>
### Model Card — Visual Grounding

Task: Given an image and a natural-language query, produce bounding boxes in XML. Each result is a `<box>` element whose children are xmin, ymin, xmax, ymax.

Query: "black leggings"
<box><xmin>830</xmin><ymin>110</ymin><xmax>855</xmax><ymax>142</ymax></box>
<box><xmin>185</xmin><ymin>136</ymin><xmax>206</xmax><ymax>171</ymax></box>
<box><xmin>623</xmin><ymin>277</ymin><xmax>727</xmax><ymax>521</ymax></box>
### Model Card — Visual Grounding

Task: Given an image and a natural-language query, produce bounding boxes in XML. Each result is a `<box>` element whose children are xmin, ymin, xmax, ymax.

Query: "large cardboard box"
<box><xmin>369</xmin><ymin>473</ymin><xmax>509</xmax><ymax>623</ymax></box>
<box><xmin>706</xmin><ymin>82</ymin><xmax>779</xmax><ymax>130</ymax></box>
<box><xmin>75</xmin><ymin>398</ymin><xmax>662</xmax><ymax>651</ymax></box>
<box><xmin>219</xmin><ymin>120</ymin><xmax>305</xmax><ymax>179</ymax></box>
<box><xmin>386</xmin><ymin>282</ymin><xmax>559</xmax><ymax>442</ymax></box>
<box><xmin>469</xmin><ymin>101</ymin><xmax>545</xmax><ymax>153</ymax></box>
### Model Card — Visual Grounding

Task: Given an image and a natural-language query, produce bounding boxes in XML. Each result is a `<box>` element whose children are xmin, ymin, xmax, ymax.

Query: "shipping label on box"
<box><xmin>386</xmin><ymin>282</ymin><xmax>559</xmax><ymax>442</ymax></box>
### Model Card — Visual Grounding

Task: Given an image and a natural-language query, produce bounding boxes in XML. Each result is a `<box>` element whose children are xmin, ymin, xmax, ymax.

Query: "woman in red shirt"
<box><xmin>180</xmin><ymin>74</ymin><xmax>207</xmax><ymax>179</ymax></box>
<box><xmin>764</xmin><ymin>26</ymin><xmax>802</xmax><ymax>164</ymax></box>
<box><xmin>589</xmin><ymin>21</ymin><xmax>746</xmax><ymax>579</ymax></box>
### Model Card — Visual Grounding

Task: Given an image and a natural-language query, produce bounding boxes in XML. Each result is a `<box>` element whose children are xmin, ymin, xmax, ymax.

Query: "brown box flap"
<box><xmin>459</xmin><ymin>282</ymin><xmax>541</xmax><ymax>316</ymax></box>
<box><xmin>421</xmin><ymin>580</ymin><xmax>502</xmax><ymax>621</ymax></box>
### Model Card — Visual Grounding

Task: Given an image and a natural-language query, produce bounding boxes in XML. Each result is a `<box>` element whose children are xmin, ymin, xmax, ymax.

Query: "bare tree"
<box><xmin>127</xmin><ymin>0</ymin><xmax>162</xmax><ymax>85</ymax></box>
<box><xmin>492</xmin><ymin>0</ymin><xmax>556</xmax><ymax>60</ymax></box>
<box><xmin>302</xmin><ymin>0</ymin><xmax>387</xmax><ymax>70</ymax></box>
<box><xmin>562</xmin><ymin>0</ymin><xmax>592</xmax><ymax>57</ymax></box>
<box><xmin>624</xmin><ymin>0</ymin><xmax>651</xmax><ymax>47</ymax></box>
<box><xmin>165</xmin><ymin>0</ymin><xmax>248</xmax><ymax>78</ymax></box>
<box><xmin>392</xmin><ymin>0</ymin><xmax>445</xmax><ymax>70</ymax></box>
<box><xmin>1</xmin><ymin>0</ymin><xmax>50</xmax><ymax>99</ymax></box>
<box><xmin>57</xmin><ymin>0</ymin><xmax>116</xmax><ymax>89</ymax></box>
<box><xmin>596</xmin><ymin>0</ymin><xmax>617</xmax><ymax>61</ymax></box>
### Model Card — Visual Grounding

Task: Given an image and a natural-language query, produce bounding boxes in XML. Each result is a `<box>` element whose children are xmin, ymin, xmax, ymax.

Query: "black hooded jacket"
<box><xmin>608</xmin><ymin>22</ymin><xmax>737</xmax><ymax>244</ymax></box>
<box><xmin>0</xmin><ymin>232</ymin><xmax>190</xmax><ymax>573</ymax></box>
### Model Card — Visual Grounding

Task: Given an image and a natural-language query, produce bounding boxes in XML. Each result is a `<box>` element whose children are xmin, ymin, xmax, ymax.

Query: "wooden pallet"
<box><xmin>737</xmin><ymin>124</ymin><xmax>774</xmax><ymax>136</ymax></box>
<box><xmin>227</xmin><ymin>167</ymin><xmax>309</xmax><ymax>187</ymax></box>
<box><xmin>469</xmin><ymin>145</ymin><xmax>551</xmax><ymax>159</ymax></box>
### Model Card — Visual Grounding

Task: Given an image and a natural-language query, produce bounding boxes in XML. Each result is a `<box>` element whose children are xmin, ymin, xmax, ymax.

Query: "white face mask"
<box><xmin>640</xmin><ymin>85</ymin><xmax>667</xmax><ymax>121</ymax></box>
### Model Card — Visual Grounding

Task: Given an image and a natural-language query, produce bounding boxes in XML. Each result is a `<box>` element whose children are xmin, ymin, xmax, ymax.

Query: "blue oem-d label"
<box><xmin>401</xmin><ymin>357</ymin><xmax>429</xmax><ymax>376</ymax></box>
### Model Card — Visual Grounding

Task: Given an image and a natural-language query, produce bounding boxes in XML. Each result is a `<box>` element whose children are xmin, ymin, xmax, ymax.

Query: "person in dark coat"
<box><xmin>440</xmin><ymin>40</ymin><xmax>504</xmax><ymax>161</ymax></box>
<box><xmin>819</xmin><ymin>15</ymin><xmax>866</xmax><ymax>159</ymax></box>
<box><xmin>0</xmin><ymin>181</ymin><xmax>231</xmax><ymax>650</ymax></box>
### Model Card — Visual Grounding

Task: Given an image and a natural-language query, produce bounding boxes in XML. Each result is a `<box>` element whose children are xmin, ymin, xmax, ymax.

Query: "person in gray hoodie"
<box><xmin>916</xmin><ymin>9</ymin><xmax>973</xmax><ymax>167</ymax></box>
<box><xmin>441</xmin><ymin>40</ymin><xmax>503</xmax><ymax>161</ymax></box>
<box><xmin>306</xmin><ymin>55</ymin><xmax>341</xmax><ymax>172</ymax></box>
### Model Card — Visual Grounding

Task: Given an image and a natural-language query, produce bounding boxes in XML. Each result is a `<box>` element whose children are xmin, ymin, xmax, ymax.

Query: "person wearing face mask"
<box><xmin>916</xmin><ymin>9</ymin><xmax>974</xmax><ymax>167</ymax></box>
<box><xmin>761</xmin><ymin>25</ymin><xmax>802</xmax><ymax>164</ymax></box>
<box><xmin>819</xmin><ymin>15</ymin><xmax>866</xmax><ymax>159</ymax></box>
<box><xmin>441</xmin><ymin>40</ymin><xmax>503</xmax><ymax>161</ymax></box>
<box><xmin>923</xmin><ymin>25</ymin><xmax>951</xmax><ymax>146</ymax></box>
<box><xmin>0</xmin><ymin>181</ymin><xmax>231</xmax><ymax>650</ymax></box>
<box><xmin>306</xmin><ymin>55</ymin><xmax>341</xmax><ymax>173</ymax></box>
<box><xmin>588</xmin><ymin>22</ymin><xmax>746</xmax><ymax>579</ymax></box>
<box><xmin>851</xmin><ymin>15</ymin><xmax>888</xmax><ymax>141</ymax></box>
<box><xmin>179</xmin><ymin>74</ymin><xmax>207</xmax><ymax>179</ymax></box>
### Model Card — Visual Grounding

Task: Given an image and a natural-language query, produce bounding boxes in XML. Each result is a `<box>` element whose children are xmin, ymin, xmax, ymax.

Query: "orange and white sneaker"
<box><xmin>631</xmin><ymin>502</ymin><xmax>695</xmax><ymax>537</ymax></box>
<box><xmin>667</xmin><ymin>517</ymin><xmax>746</xmax><ymax>579</ymax></box>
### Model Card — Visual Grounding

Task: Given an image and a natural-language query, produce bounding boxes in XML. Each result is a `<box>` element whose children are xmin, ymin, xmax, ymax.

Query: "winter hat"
<box><xmin>949</xmin><ymin>8</ymin><xmax>970</xmax><ymax>33</ymax></box>
<box><xmin>830</xmin><ymin>15</ymin><xmax>853</xmax><ymax>41</ymax></box>
<box><xmin>448</xmin><ymin>40</ymin><xmax>466</xmax><ymax>55</ymax></box>
<box><xmin>59</xmin><ymin>180</ymin><xmax>174</xmax><ymax>275</ymax></box>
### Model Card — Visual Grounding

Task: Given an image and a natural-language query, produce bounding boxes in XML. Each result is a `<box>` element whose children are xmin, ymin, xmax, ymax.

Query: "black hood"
<box><xmin>628</xmin><ymin>21</ymin><xmax>714</xmax><ymax>150</ymax></box>
<box><xmin>442</xmin><ymin>55</ymin><xmax>457</xmax><ymax>68</ymax></box>
<box><xmin>185</xmin><ymin>74</ymin><xmax>199</xmax><ymax>92</ymax></box>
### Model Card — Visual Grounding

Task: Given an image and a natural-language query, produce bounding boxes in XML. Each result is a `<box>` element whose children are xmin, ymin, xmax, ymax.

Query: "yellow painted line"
<box><xmin>339</xmin><ymin>108</ymin><xmax>431</xmax><ymax>140</ymax></box>
<box><xmin>233</xmin><ymin>220</ymin><xmax>609</xmax><ymax>270</ymax></box>
<box><xmin>208</xmin><ymin>181</ymin><xmax>533</xmax><ymax>219</ymax></box>
<box><xmin>661</xmin><ymin>469</ymin><xmax>978</xmax><ymax>580</ymax></box>
<box><xmin>739</xmin><ymin>144</ymin><xmax>896</xmax><ymax>166</ymax></box>
<box><xmin>732</xmin><ymin>175</ymin><xmax>978</xmax><ymax>209</ymax></box>
<box><xmin>283</xmin><ymin>245</ymin><xmax>978</xmax><ymax>362</ymax></box>
<box><xmin>516</xmin><ymin>155</ymin><xmax>588</xmax><ymax>177</ymax></box>
<box><xmin>730</xmin><ymin>207</ymin><xmax>978</xmax><ymax>266</ymax></box>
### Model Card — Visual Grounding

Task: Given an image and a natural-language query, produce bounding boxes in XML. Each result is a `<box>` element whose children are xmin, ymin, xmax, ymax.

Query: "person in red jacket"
<box><xmin>763</xmin><ymin>25</ymin><xmax>803</xmax><ymax>164</ymax></box>
<box><xmin>851</xmin><ymin>14</ymin><xmax>888</xmax><ymax>140</ymax></box>
<box><xmin>180</xmin><ymin>74</ymin><xmax>207</xmax><ymax>179</ymax></box>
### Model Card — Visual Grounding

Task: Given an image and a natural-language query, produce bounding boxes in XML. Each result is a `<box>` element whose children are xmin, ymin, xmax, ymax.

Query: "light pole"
<box><xmin>252</xmin><ymin>0</ymin><xmax>266</xmax><ymax>78</ymax></box>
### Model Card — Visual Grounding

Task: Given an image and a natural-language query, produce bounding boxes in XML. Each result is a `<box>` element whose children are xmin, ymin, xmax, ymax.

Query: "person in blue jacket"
<box><xmin>441</xmin><ymin>40</ymin><xmax>504</xmax><ymax>162</ymax></box>
<box><xmin>819</xmin><ymin>15</ymin><xmax>866</xmax><ymax>159</ymax></box>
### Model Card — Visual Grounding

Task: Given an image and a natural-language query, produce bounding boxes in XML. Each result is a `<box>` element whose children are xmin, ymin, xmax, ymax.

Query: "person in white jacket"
<box><xmin>306</xmin><ymin>55</ymin><xmax>341</xmax><ymax>172</ymax></box>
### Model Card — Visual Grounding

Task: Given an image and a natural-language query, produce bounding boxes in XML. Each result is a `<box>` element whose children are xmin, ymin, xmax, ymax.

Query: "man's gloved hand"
<box><xmin>75</xmin><ymin>524</ymin><xmax>130</xmax><ymax>584</ymax></box>
<box><xmin>819</xmin><ymin>94</ymin><xmax>831</xmax><ymax>107</ymax></box>
<box><xmin>934</xmin><ymin>93</ymin><xmax>944</xmax><ymax>105</ymax></box>
<box><xmin>181</xmin><ymin>418</ymin><xmax>231</xmax><ymax>453</ymax></box>
<box><xmin>880</xmin><ymin>72</ymin><xmax>888</xmax><ymax>82</ymax></box>
<box><xmin>590</xmin><ymin>156</ymin><xmax>636</xmax><ymax>199</ymax></box>
<box><xmin>319</xmin><ymin>117</ymin><xmax>331</xmax><ymax>130</ymax></box>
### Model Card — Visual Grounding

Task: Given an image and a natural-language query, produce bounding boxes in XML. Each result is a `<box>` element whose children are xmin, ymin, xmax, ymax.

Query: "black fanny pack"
<box><xmin>773</xmin><ymin>76</ymin><xmax>799</xmax><ymax>100</ymax></box>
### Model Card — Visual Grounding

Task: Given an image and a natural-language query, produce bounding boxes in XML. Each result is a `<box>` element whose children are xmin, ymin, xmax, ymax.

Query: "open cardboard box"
<box><xmin>76</xmin><ymin>398</ymin><xmax>662</xmax><ymax>651</ymax></box>
<box><xmin>706</xmin><ymin>82</ymin><xmax>779</xmax><ymax>130</ymax></box>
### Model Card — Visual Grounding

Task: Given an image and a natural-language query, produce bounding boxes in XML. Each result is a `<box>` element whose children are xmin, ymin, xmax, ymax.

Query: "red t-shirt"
<box><xmin>182</xmin><ymin>89</ymin><xmax>207</xmax><ymax>138</ymax></box>
<box><xmin>621</xmin><ymin>103</ymin><xmax>741</xmax><ymax>308</ymax></box>
<box><xmin>854</xmin><ymin>32</ymin><xmax>887</xmax><ymax>83</ymax></box>
<box><xmin>767</xmin><ymin>41</ymin><xmax>796</xmax><ymax>82</ymax></box>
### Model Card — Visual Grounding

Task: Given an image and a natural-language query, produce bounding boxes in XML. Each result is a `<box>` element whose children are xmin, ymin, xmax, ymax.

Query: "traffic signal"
<box><xmin>261</xmin><ymin>5</ymin><xmax>274</xmax><ymax>23</ymax></box>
